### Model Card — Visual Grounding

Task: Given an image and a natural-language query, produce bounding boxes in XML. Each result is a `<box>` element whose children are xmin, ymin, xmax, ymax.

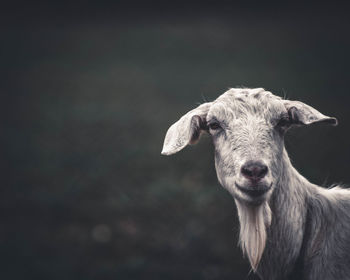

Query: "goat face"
<box><xmin>162</xmin><ymin>88</ymin><xmax>337</xmax><ymax>205</ymax></box>
<box><xmin>207</xmin><ymin>89</ymin><xmax>283</xmax><ymax>205</ymax></box>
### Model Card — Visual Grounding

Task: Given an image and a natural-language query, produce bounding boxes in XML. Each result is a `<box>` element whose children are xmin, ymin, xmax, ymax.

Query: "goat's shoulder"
<box><xmin>303</xmin><ymin>185</ymin><xmax>350</xmax><ymax>280</ymax></box>
<box><xmin>316</xmin><ymin>184</ymin><xmax>350</xmax><ymax>210</ymax></box>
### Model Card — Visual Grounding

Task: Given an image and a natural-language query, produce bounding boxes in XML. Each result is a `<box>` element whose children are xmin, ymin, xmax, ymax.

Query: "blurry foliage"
<box><xmin>3</xmin><ymin>6</ymin><xmax>350</xmax><ymax>280</ymax></box>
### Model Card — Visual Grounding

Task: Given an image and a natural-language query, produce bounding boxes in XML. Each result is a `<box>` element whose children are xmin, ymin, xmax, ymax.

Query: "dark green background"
<box><xmin>3</xmin><ymin>2</ymin><xmax>350</xmax><ymax>279</ymax></box>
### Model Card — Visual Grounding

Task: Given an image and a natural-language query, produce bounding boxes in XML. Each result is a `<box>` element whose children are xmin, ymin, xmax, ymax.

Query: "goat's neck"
<box><xmin>258</xmin><ymin>148</ymin><xmax>309</xmax><ymax>279</ymax></box>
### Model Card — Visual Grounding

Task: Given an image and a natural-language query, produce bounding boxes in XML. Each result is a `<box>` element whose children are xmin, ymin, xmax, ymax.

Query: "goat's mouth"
<box><xmin>235</xmin><ymin>182</ymin><xmax>272</xmax><ymax>198</ymax></box>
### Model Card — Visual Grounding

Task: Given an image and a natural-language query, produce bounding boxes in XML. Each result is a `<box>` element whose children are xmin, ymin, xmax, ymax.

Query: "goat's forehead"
<box><xmin>208</xmin><ymin>88</ymin><xmax>285</xmax><ymax>120</ymax></box>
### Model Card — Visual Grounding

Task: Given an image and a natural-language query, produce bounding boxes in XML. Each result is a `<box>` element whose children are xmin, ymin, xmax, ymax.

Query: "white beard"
<box><xmin>235</xmin><ymin>201</ymin><xmax>272</xmax><ymax>271</ymax></box>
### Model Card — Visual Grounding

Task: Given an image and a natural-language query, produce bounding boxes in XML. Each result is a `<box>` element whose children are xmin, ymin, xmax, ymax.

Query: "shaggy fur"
<box><xmin>161</xmin><ymin>88</ymin><xmax>348</xmax><ymax>280</ymax></box>
<box><xmin>236</xmin><ymin>200</ymin><xmax>272</xmax><ymax>270</ymax></box>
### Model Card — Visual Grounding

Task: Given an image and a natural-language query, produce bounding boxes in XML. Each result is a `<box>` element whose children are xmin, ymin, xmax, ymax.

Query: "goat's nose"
<box><xmin>241</xmin><ymin>161</ymin><xmax>268</xmax><ymax>182</ymax></box>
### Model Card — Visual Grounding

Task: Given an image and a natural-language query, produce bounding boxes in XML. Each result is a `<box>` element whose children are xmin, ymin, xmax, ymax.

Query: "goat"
<box><xmin>161</xmin><ymin>88</ymin><xmax>350</xmax><ymax>280</ymax></box>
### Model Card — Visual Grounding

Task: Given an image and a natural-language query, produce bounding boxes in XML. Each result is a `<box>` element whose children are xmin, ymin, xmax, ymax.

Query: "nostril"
<box><xmin>257</xmin><ymin>165</ymin><xmax>268</xmax><ymax>178</ymax></box>
<box><xmin>241</xmin><ymin>161</ymin><xmax>268</xmax><ymax>181</ymax></box>
<box><xmin>241</xmin><ymin>166</ymin><xmax>253</xmax><ymax>177</ymax></box>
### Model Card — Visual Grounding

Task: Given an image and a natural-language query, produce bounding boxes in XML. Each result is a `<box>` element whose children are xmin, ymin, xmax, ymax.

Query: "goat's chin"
<box><xmin>235</xmin><ymin>200</ymin><xmax>272</xmax><ymax>272</ymax></box>
<box><xmin>233</xmin><ymin>182</ymin><xmax>273</xmax><ymax>206</ymax></box>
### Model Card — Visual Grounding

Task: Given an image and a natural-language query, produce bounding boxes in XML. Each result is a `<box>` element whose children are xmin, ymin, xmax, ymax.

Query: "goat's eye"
<box><xmin>208</xmin><ymin>122</ymin><xmax>221</xmax><ymax>130</ymax></box>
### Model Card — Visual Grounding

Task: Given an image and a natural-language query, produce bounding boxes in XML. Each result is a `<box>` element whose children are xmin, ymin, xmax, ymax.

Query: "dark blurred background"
<box><xmin>3</xmin><ymin>1</ymin><xmax>350</xmax><ymax>279</ymax></box>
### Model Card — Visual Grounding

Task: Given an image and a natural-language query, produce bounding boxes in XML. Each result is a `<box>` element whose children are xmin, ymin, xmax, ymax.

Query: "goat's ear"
<box><xmin>161</xmin><ymin>102</ymin><xmax>212</xmax><ymax>155</ymax></box>
<box><xmin>282</xmin><ymin>100</ymin><xmax>338</xmax><ymax>127</ymax></box>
